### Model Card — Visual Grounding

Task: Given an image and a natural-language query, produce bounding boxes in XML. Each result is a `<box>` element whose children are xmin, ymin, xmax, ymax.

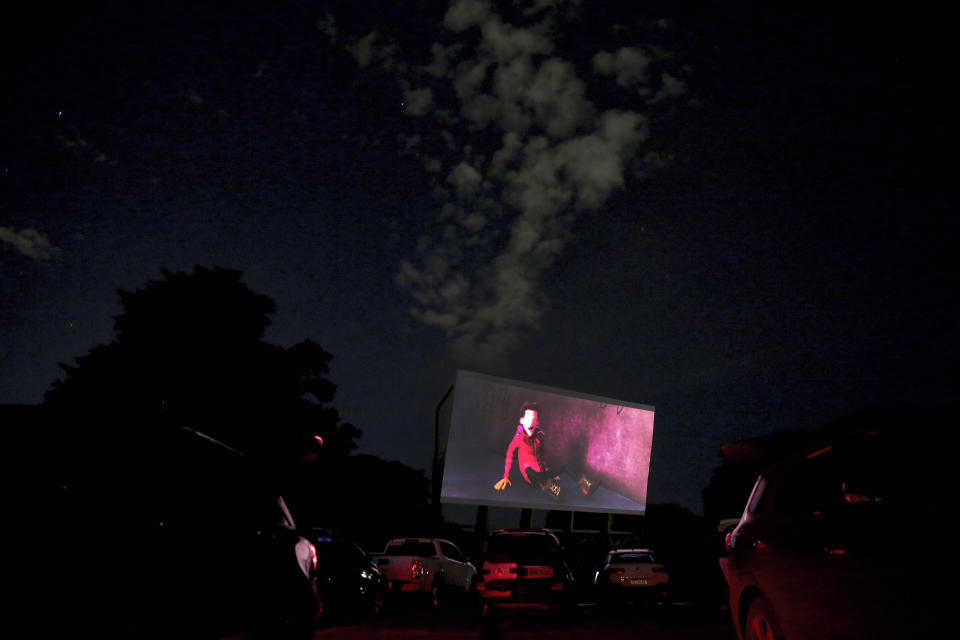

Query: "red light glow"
<box><xmin>806</xmin><ymin>445</ymin><xmax>833</xmax><ymax>459</ymax></box>
<box><xmin>523</xmin><ymin>565</ymin><xmax>554</xmax><ymax>579</ymax></box>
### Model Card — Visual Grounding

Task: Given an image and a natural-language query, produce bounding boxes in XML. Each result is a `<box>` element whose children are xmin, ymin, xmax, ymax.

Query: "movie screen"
<box><xmin>441</xmin><ymin>371</ymin><xmax>655</xmax><ymax>514</ymax></box>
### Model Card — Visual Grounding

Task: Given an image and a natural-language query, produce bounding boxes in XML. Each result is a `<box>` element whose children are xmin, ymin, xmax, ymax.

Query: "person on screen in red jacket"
<box><xmin>494</xmin><ymin>402</ymin><xmax>562</xmax><ymax>499</ymax></box>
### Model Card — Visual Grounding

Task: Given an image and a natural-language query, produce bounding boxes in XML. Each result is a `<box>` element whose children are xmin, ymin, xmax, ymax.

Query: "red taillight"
<box><xmin>482</xmin><ymin>561</ymin><xmax>518</xmax><ymax>579</ymax></box>
<box><xmin>609</xmin><ymin>568</ymin><xmax>625</xmax><ymax>584</ymax></box>
<box><xmin>411</xmin><ymin>558</ymin><xmax>424</xmax><ymax>580</ymax></box>
<box><xmin>725</xmin><ymin>531</ymin><xmax>734</xmax><ymax>553</ymax></box>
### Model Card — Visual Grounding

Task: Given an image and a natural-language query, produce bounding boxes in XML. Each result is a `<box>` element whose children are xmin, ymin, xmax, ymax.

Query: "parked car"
<box><xmin>374</xmin><ymin>537</ymin><xmax>477</xmax><ymax>607</ymax></box>
<box><xmin>476</xmin><ymin>528</ymin><xmax>577</xmax><ymax>617</ymax></box>
<box><xmin>305</xmin><ymin>528</ymin><xmax>388</xmax><ymax>620</ymax></box>
<box><xmin>57</xmin><ymin>423</ymin><xmax>318</xmax><ymax>639</ymax></box>
<box><xmin>719</xmin><ymin>406</ymin><xmax>948</xmax><ymax>639</ymax></box>
<box><xmin>594</xmin><ymin>548</ymin><xmax>670</xmax><ymax>603</ymax></box>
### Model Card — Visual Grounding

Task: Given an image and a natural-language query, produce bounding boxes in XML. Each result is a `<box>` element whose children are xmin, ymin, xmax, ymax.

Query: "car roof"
<box><xmin>491</xmin><ymin>529</ymin><xmax>563</xmax><ymax>544</ymax></box>
<box><xmin>492</xmin><ymin>528</ymin><xmax>557</xmax><ymax>536</ymax></box>
<box><xmin>387</xmin><ymin>537</ymin><xmax>435</xmax><ymax>543</ymax></box>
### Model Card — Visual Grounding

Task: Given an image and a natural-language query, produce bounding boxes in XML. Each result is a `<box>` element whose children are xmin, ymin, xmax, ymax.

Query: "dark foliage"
<box><xmin>289</xmin><ymin>453</ymin><xmax>440</xmax><ymax>553</ymax></box>
<box><xmin>43</xmin><ymin>266</ymin><xmax>360</xmax><ymax>481</ymax></box>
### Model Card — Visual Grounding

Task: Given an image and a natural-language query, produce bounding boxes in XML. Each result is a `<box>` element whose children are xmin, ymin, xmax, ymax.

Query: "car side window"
<box><xmin>757</xmin><ymin>453</ymin><xmax>841</xmax><ymax>518</ymax></box>
<box><xmin>439</xmin><ymin>541</ymin><xmax>465</xmax><ymax>562</ymax></box>
<box><xmin>839</xmin><ymin>435</ymin><xmax>895</xmax><ymax>505</ymax></box>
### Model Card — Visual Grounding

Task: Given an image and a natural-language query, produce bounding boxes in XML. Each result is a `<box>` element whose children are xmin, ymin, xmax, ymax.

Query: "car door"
<box><xmin>439</xmin><ymin>540</ymin><xmax>473</xmax><ymax>589</ymax></box>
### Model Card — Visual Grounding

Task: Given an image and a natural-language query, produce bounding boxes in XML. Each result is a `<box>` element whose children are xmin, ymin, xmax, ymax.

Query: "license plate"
<box><xmin>629</xmin><ymin>579</ymin><xmax>648</xmax><ymax>586</ymax></box>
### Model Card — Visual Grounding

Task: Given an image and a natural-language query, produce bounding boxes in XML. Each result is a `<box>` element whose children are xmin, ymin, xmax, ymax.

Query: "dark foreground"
<box><xmin>310</xmin><ymin>601</ymin><xmax>736</xmax><ymax>640</ymax></box>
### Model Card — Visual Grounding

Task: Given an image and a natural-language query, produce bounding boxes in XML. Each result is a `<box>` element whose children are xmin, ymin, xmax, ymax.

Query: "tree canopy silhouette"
<box><xmin>44</xmin><ymin>266</ymin><xmax>360</xmax><ymax>470</ymax></box>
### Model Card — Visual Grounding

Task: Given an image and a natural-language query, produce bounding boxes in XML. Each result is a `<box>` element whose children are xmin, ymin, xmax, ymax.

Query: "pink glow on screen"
<box><xmin>584</xmin><ymin>405</ymin><xmax>654</xmax><ymax>502</ymax></box>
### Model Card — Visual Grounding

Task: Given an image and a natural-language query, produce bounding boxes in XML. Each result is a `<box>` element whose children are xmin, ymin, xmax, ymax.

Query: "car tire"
<box><xmin>429</xmin><ymin>579</ymin><xmax>442</xmax><ymax>609</ymax></box>
<box><xmin>480</xmin><ymin>604</ymin><xmax>503</xmax><ymax>640</ymax></box>
<box><xmin>370</xmin><ymin>590</ymin><xmax>385</xmax><ymax>618</ymax></box>
<box><xmin>744</xmin><ymin>596</ymin><xmax>784</xmax><ymax>640</ymax></box>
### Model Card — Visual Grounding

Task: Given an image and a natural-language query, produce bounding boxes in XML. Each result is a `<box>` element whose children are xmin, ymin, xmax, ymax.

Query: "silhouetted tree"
<box><xmin>43</xmin><ymin>266</ymin><xmax>360</xmax><ymax>479</ymax></box>
<box><xmin>291</xmin><ymin>453</ymin><xmax>438</xmax><ymax>552</ymax></box>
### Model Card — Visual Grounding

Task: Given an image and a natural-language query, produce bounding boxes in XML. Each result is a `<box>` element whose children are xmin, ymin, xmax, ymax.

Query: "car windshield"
<box><xmin>610</xmin><ymin>552</ymin><xmax>655</xmax><ymax>563</ymax></box>
<box><xmin>384</xmin><ymin>541</ymin><xmax>436</xmax><ymax>556</ymax></box>
<box><xmin>486</xmin><ymin>535</ymin><xmax>558</xmax><ymax>562</ymax></box>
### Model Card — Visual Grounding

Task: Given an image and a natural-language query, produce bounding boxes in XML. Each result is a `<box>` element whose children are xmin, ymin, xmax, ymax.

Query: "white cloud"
<box><xmin>0</xmin><ymin>227</ymin><xmax>60</xmax><ymax>260</ymax></box>
<box><xmin>504</xmin><ymin>136</ymin><xmax>573</xmax><ymax>217</ymax></box>
<box><xmin>444</xmin><ymin>0</ymin><xmax>494</xmax><ymax>32</ymax></box>
<box><xmin>462</xmin><ymin>210</ymin><xmax>486</xmax><ymax>232</ymax></box>
<box><xmin>480</xmin><ymin>17</ymin><xmax>554</xmax><ymax>64</ymax></box>
<box><xmin>447</xmin><ymin>161</ymin><xmax>484</xmax><ymax>197</ymax></box>
<box><xmin>422</xmin><ymin>156</ymin><xmax>444</xmax><ymax>173</ymax></box>
<box><xmin>648</xmin><ymin>71</ymin><xmax>687</xmax><ymax>104</ymax></box>
<box><xmin>416</xmin><ymin>308</ymin><xmax>461</xmax><ymax>331</ymax></box>
<box><xmin>593</xmin><ymin>47</ymin><xmax>652</xmax><ymax>88</ymax></box>
<box><xmin>342</xmin><ymin>1</ymin><xmax>687</xmax><ymax>371</ymax></box>
<box><xmin>453</xmin><ymin>57</ymin><xmax>492</xmax><ymax>101</ymax></box>
<box><xmin>524</xmin><ymin>57</ymin><xmax>593</xmax><ymax>138</ymax></box>
<box><xmin>461</xmin><ymin>93</ymin><xmax>500</xmax><ymax>128</ymax></box>
<box><xmin>402</xmin><ymin>87</ymin><xmax>434</xmax><ymax>116</ymax></box>
<box><xmin>347</xmin><ymin>31</ymin><xmax>390</xmax><ymax>68</ymax></box>
<box><xmin>522</xmin><ymin>0</ymin><xmax>579</xmax><ymax>17</ymax></box>
<box><xmin>425</xmin><ymin>42</ymin><xmax>460</xmax><ymax>78</ymax></box>
<box><xmin>316</xmin><ymin>13</ymin><xmax>337</xmax><ymax>44</ymax></box>
<box><xmin>556</xmin><ymin>110</ymin><xmax>647</xmax><ymax>209</ymax></box>
<box><xmin>489</xmin><ymin>131</ymin><xmax>524</xmax><ymax>177</ymax></box>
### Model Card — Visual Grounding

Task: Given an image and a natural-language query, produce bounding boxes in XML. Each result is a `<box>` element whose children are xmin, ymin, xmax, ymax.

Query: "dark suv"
<box><xmin>476</xmin><ymin>528</ymin><xmax>576</xmax><ymax>617</ymax></box>
<box><xmin>720</xmin><ymin>406</ymin><xmax>948</xmax><ymax>640</ymax></box>
<box><xmin>306</xmin><ymin>527</ymin><xmax>388</xmax><ymax>620</ymax></box>
<box><xmin>54</xmin><ymin>423</ymin><xmax>319</xmax><ymax>639</ymax></box>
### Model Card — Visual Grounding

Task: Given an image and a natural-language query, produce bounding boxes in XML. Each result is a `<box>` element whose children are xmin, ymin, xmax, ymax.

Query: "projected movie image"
<box><xmin>441</xmin><ymin>371</ymin><xmax>655</xmax><ymax>514</ymax></box>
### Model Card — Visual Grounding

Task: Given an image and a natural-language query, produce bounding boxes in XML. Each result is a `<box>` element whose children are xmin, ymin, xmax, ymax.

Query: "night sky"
<box><xmin>2</xmin><ymin>0</ymin><xmax>954</xmax><ymax>517</ymax></box>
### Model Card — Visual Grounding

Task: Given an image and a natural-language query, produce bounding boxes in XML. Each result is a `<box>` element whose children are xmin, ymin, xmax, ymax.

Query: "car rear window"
<box><xmin>610</xmin><ymin>552</ymin><xmax>655</xmax><ymax>563</ymax></box>
<box><xmin>486</xmin><ymin>535</ymin><xmax>559</xmax><ymax>561</ymax></box>
<box><xmin>384</xmin><ymin>541</ymin><xmax>436</xmax><ymax>556</ymax></box>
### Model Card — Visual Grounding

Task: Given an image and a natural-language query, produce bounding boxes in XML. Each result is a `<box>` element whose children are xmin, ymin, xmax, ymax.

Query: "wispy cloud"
<box><xmin>344</xmin><ymin>0</ymin><xmax>688</xmax><ymax>370</ymax></box>
<box><xmin>0</xmin><ymin>227</ymin><xmax>60</xmax><ymax>260</ymax></box>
